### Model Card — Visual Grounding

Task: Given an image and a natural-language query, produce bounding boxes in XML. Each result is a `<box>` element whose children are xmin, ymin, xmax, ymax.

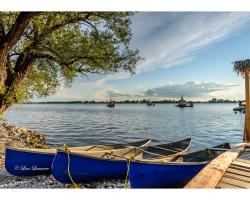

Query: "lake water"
<box><xmin>4</xmin><ymin>103</ymin><xmax>244</xmax><ymax>151</ymax></box>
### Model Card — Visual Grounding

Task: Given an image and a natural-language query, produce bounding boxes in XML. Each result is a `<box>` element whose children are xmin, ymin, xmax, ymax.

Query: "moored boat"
<box><xmin>129</xmin><ymin>142</ymin><xmax>231</xmax><ymax>188</ymax></box>
<box><xmin>51</xmin><ymin>138</ymin><xmax>191</xmax><ymax>184</ymax></box>
<box><xmin>5</xmin><ymin>139</ymin><xmax>151</xmax><ymax>176</ymax></box>
<box><xmin>146</xmin><ymin>100</ymin><xmax>155</xmax><ymax>106</ymax></box>
<box><xmin>107</xmin><ymin>99</ymin><xmax>115</xmax><ymax>107</ymax></box>
<box><xmin>233</xmin><ymin>101</ymin><xmax>245</xmax><ymax>113</ymax></box>
<box><xmin>176</xmin><ymin>96</ymin><xmax>193</xmax><ymax>107</ymax></box>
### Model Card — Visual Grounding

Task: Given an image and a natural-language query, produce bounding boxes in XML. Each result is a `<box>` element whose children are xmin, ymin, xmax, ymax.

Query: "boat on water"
<box><xmin>129</xmin><ymin>142</ymin><xmax>231</xmax><ymax>188</ymax></box>
<box><xmin>107</xmin><ymin>99</ymin><xmax>115</xmax><ymax>107</ymax></box>
<box><xmin>146</xmin><ymin>100</ymin><xmax>155</xmax><ymax>106</ymax></box>
<box><xmin>176</xmin><ymin>96</ymin><xmax>193</xmax><ymax>107</ymax></box>
<box><xmin>5</xmin><ymin>139</ymin><xmax>151</xmax><ymax>176</ymax></box>
<box><xmin>233</xmin><ymin>101</ymin><xmax>245</xmax><ymax>113</ymax></box>
<box><xmin>51</xmin><ymin>138</ymin><xmax>191</xmax><ymax>184</ymax></box>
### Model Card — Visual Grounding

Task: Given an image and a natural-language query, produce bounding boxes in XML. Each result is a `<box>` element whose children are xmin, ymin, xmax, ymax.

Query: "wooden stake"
<box><xmin>244</xmin><ymin>71</ymin><xmax>250</xmax><ymax>142</ymax></box>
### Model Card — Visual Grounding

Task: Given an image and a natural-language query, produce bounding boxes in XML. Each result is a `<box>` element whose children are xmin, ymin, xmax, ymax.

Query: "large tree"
<box><xmin>0</xmin><ymin>12</ymin><xmax>141</xmax><ymax>113</ymax></box>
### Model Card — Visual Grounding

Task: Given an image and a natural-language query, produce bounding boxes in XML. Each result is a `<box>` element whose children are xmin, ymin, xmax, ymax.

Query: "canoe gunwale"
<box><xmin>83</xmin><ymin>139</ymin><xmax>152</xmax><ymax>151</ymax></box>
<box><xmin>5</xmin><ymin>139</ymin><xmax>152</xmax><ymax>156</ymax></box>
<box><xmin>54</xmin><ymin>150</ymin><xmax>127</xmax><ymax>164</ymax></box>
<box><xmin>5</xmin><ymin>146</ymin><xmax>56</xmax><ymax>155</ymax></box>
<box><xmin>134</xmin><ymin>138</ymin><xmax>192</xmax><ymax>162</ymax></box>
<box><xmin>130</xmin><ymin>159</ymin><xmax>210</xmax><ymax>166</ymax></box>
<box><xmin>56</xmin><ymin>147</ymin><xmax>133</xmax><ymax>161</ymax></box>
<box><xmin>55</xmin><ymin>138</ymin><xmax>192</xmax><ymax>162</ymax></box>
<box><xmin>131</xmin><ymin>142</ymin><xmax>231</xmax><ymax>165</ymax></box>
<box><xmin>154</xmin><ymin>138</ymin><xmax>192</xmax><ymax>150</ymax></box>
<box><xmin>127</xmin><ymin>139</ymin><xmax>151</xmax><ymax>147</ymax></box>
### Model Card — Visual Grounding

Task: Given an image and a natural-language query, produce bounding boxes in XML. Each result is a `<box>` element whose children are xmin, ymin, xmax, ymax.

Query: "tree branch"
<box><xmin>38</xmin><ymin>13</ymin><xmax>91</xmax><ymax>41</ymax></box>
<box><xmin>1</xmin><ymin>12</ymin><xmax>39</xmax><ymax>50</ymax></box>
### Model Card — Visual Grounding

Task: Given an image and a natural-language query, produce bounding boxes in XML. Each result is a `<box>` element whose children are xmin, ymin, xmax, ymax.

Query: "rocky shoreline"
<box><xmin>0</xmin><ymin>122</ymin><xmax>48</xmax><ymax>170</ymax></box>
<box><xmin>0</xmin><ymin>122</ymin><xmax>128</xmax><ymax>189</ymax></box>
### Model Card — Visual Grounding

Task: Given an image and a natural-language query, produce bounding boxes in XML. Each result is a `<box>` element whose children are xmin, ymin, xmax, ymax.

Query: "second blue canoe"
<box><xmin>129</xmin><ymin>142</ymin><xmax>231</xmax><ymax>188</ymax></box>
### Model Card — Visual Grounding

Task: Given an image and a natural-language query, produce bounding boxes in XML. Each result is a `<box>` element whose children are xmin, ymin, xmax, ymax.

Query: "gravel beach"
<box><xmin>0</xmin><ymin>121</ymin><xmax>48</xmax><ymax>170</ymax></box>
<box><xmin>0</xmin><ymin>121</ymin><xmax>128</xmax><ymax>189</ymax></box>
<box><xmin>0</xmin><ymin>168</ymin><xmax>127</xmax><ymax>188</ymax></box>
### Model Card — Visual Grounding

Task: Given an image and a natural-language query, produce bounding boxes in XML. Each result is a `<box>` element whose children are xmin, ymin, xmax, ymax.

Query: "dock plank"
<box><xmin>235</xmin><ymin>158</ymin><xmax>250</xmax><ymax>165</ymax></box>
<box><xmin>223</xmin><ymin>172</ymin><xmax>250</xmax><ymax>182</ymax></box>
<box><xmin>239</xmin><ymin>148</ymin><xmax>250</xmax><ymax>160</ymax></box>
<box><xmin>230</xmin><ymin>164</ymin><xmax>250</xmax><ymax>172</ymax></box>
<box><xmin>233</xmin><ymin>160</ymin><xmax>250</xmax><ymax>168</ymax></box>
<box><xmin>227</xmin><ymin>168</ymin><xmax>250</xmax><ymax>177</ymax></box>
<box><xmin>219</xmin><ymin>177</ymin><xmax>250</xmax><ymax>188</ymax></box>
<box><xmin>239</xmin><ymin>155</ymin><xmax>250</xmax><ymax>160</ymax></box>
<box><xmin>216</xmin><ymin>181</ymin><xmax>243</xmax><ymax>189</ymax></box>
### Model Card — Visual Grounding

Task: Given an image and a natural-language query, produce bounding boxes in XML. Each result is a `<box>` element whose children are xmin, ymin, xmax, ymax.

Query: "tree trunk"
<box><xmin>244</xmin><ymin>71</ymin><xmax>250</xmax><ymax>142</ymax></box>
<box><xmin>0</xmin><ymin>12</ymin><xmax>37</xmax><ymax>87</ymax></box>
<box><xmin>0</xmin><ymin>12</ymin><xmax>39</xmax><ymax>114</ymax></box>
<box><xmin>0</xmin><ymin>54</ymin><xmax>34</xmax><ymax>114</ymax></box>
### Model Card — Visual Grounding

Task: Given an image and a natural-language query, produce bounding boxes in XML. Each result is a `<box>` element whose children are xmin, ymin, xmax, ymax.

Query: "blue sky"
<box><xmin>45</xmin><ymin>12</ymin><xmax>250</xmax><ymax>101</ymax></box>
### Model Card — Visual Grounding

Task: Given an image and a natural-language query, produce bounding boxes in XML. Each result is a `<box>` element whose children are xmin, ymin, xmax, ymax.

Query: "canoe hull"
<box><xmin>52</xmin><ymin>151</ymin><xmax>127</xmax><ymax>183</ymax></box>
<box><xmin>4</xmin><ymin>139</ymin><xmax>151</xmax><ymax>177</ymax></box>
<box><xmin>129</xmin><ymin>162</ymin><xmax>206</xmax><ymax>188</ymax></box>
<box><xmin>5</xmin><ymin>148</ymin><xmax>54</xmax><ymax>176</ymax></box>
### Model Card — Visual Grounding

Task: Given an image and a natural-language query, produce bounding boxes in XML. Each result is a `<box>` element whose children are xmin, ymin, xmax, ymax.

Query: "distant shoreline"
<box><xmin>20</xmin><ymin>101</ymin><xmax>240</xmax><ymax>104</ymax></box>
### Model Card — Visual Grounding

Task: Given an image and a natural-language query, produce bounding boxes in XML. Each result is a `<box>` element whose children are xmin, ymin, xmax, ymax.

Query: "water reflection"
<box><xmin>5</xmin><ymin>103</ymin><xmax>244</xmax><ymax>151</ymax></box>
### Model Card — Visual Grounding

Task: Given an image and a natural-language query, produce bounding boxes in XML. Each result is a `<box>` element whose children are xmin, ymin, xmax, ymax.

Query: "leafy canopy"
<box><xmin>0</xmin><ymin>12</ymin><xmax>141</xmax><ymax>102</ymax></box>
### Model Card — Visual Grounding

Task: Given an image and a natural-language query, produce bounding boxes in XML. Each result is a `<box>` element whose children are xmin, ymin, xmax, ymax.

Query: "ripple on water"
<box><xmin>5</xmin><ymin>103</ymin><xmax>244</xmax><ymax>150</ymax></box>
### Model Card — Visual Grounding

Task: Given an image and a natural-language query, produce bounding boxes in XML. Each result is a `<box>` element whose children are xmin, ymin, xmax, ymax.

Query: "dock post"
<box><xmin>233</xmin><ymin>60</ymin><xmax>250</xmax><ymax>142</ymax></box>
<box><xmin>244</xmin><ymin>71</ymin><xmax>250</xmax><ymax>142</ymax></box>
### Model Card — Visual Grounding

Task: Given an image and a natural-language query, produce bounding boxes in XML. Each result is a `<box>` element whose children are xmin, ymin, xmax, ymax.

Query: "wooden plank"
<box><xmin>239</xmin><ymin>155</ymin><xmax>250</xmax><ymax>160</ymax></box>
<box><xmin>223</xmin><ymin>172</ymin><xmax>250</xmax><ymax>182</ymax></box>
<box><xmin>232</xmin><ymin>161</ymin><xmax>250</xmax><ymax>170</ymax></box>
<box><xmin>219</xmin><ymin>177</ymin><xmax>250</xmax><ymax>188</ymax></box>
<box><xmin>216</xmin><ymin>181</ymin><xmax>243</xmax><ymax>189</ymax></box>
<box><xmin>227</xmin><ymin>168</ymin><xmax>250</xmax><ymax>177</ymax></box>
<box><xmin>185</xmin><ymin>143</ymin><xmax>247</xmax><ymax>188</ymax></box>
<box><xmin>235</xmin><ymin>158</ymin><xmax>250</xmax><ymax>165</ymax></box>
<box><xmin>230</xmin><ymin>162</ymin><xmax>250</xmax><ymax>170</ymax></box>
<box><xmin>229</xmin><ymin>165</ymin><xmax>250</xmax><ymax>174</ymax></box>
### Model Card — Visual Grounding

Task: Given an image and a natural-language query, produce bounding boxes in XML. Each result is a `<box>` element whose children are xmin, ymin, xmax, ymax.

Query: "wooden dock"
<box><xmin>216</xmin><ymin>146</ymin><xmax>250</xmax><ymax>188</ymax></box>
<box><xmin>185</xmin><ymin>143</ymin><xmax>250</xmax><ymax>188</ymax></box>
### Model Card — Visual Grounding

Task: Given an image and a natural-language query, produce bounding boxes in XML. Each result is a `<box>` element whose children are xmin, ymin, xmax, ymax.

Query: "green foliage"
<box><xmin>0</xmin><ymin>12</ymin><xmax>142</xmax><ymax>109</ymax></box>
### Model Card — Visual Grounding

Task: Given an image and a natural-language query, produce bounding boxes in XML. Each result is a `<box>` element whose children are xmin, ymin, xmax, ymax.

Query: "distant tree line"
<box><xmin>23</xmin><ymin>98</ymin><xmax>240</xmax><ymax>104</ymax></box>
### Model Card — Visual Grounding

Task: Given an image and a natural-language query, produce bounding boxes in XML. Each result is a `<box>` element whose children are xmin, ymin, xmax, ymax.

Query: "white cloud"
<box><xmin>144</xmin><ymin>81</ymin><xmax>240</xmax><ymax>99</ymax></box>
<box><xmin>132</xmin><ymin>12</ymin><xmax>250</xmax><ymax>72</ymax></box>
<box><xmin>81</xmin><ymin>12</ymin><xmax>250</xmax><ymax>94</ymax></box>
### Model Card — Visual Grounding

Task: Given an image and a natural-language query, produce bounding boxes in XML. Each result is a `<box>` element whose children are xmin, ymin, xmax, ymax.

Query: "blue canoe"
<box><xmin>51</xmin><ymin>138</ymin><xmax>192</xmax><ymax>184</ymax></box>
<box><xmin>5</xmin><ymin>139</ymin><xmax>151</xmax><ymax>176</ymax></box>
<box><xmin>129</xmin><ymin>142</ymin><xmax>231</xmax><ymax>188</ymax></box>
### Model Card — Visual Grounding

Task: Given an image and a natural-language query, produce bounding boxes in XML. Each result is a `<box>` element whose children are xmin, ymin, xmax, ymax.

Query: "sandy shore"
<box><xmin>0</xmin><ymin>121</ymin><xmax>128</xmax><ymax>189</ymax></box>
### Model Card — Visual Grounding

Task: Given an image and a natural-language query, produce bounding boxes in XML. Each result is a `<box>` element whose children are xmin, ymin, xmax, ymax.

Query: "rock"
<box><xmin>0</xmin><ymin>122</ymin><xmax>48</xmax><ymax>171</ymax></box>
<box><xmin>17</xmin><ymin>127</ymin><xmax>27</xmax><ymax>133</ymax></box>
<box><xmin>0</xmin><ymin>160</ymin><xmax>3</xmax><ymax>169</ymax></box>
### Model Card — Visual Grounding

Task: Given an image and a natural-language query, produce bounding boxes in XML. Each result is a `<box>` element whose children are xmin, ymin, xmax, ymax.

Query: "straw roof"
<box><xmin>233</xmin><ymin>59</ymin><xmax>250</xmax><ymax>77</ymax></box>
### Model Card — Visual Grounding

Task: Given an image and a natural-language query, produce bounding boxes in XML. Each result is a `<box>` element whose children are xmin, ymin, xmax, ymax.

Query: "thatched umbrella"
<box><xmin>233</xmin><ymin>59</ymin><xmax>250</xmax><ymax>142</ymax></box>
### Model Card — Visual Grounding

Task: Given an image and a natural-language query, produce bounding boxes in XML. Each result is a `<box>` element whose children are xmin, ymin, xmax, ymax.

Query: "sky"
<box><xmin>44</xmin><ymin>12</ymin><xmax>250</xmax><ymax>102</ymax></box>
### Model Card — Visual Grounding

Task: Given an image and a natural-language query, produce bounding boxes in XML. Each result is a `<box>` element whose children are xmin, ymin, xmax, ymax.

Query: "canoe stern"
<box><xmin>5</xmin><ymin>147</ymin><xmax>54</xmax><ymax>176</ymax></box>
